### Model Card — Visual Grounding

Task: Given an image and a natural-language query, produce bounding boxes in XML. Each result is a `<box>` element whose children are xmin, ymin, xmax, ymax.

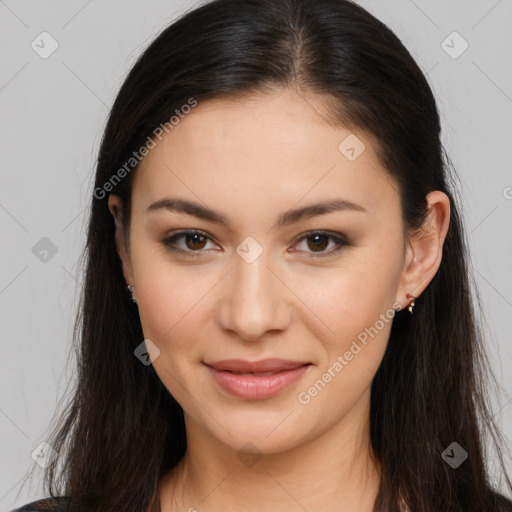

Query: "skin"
<box><xmin>108</xmin><ymin>88</ymin><xmax>450</xmax><ymax>512</ymax></box>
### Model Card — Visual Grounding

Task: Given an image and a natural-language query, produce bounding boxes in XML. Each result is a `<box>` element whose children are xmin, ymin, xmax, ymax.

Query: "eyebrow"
<box><xmin>145</xmin><ymin>197</ymin><xmax>367</xmax><ymax>229</ymax></box>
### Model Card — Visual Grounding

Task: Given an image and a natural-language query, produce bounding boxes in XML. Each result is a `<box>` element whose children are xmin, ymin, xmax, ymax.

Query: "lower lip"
<box><xmin>206</xmin><ymin>364</ymin><xmax>310</xmax><ymax>400</ymax></box>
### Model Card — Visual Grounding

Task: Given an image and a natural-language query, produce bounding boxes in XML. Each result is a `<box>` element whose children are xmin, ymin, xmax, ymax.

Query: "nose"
<box><xmin>214</xmin><ymin>253</ymin><xmax>292</xmax><ymax>342</ymax></box>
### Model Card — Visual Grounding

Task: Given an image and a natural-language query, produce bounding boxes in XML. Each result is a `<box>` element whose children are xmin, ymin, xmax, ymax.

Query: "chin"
<box><xmin>200</xmin><ymin>409</ymin><xmax>311</xmax><ymax>454</ymax></box>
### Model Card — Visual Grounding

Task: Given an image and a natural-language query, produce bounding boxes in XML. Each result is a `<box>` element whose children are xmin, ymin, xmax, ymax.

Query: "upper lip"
<box><xmin>205</xmin><ymin>358</ymin><xmax>310</xmax><ymax>373</ymax></box>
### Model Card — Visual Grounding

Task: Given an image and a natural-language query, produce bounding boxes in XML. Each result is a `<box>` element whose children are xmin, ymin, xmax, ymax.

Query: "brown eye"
<box><xmin>162</xmin><ymin>230</ymin><xmax>350</xmax><ymax>259</ymax></box>
<box><xmin>184</xmin><ymin>233</ymin><xmax>207</xmax><ymax>250</ymax></box>
<box><xmin>306</xmin><ymin>234</ymin><xmax>330</xmax><ymax>252</ymax></box>
<box><xmin>293</xmin><ymin>231</ymin><xmax>350</xmax><ymax>258</ymax></box>
<box><xmin>161</xmin><ymin>230</ymin><xmax>217</xmax><ymax>257</ymax></box>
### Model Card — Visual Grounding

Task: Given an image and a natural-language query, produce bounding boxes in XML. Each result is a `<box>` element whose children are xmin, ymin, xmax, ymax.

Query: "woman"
<box><xmin>13</xmin><ymin>0</ymin><xmax>512</xmax><ymax>510</ymax></box>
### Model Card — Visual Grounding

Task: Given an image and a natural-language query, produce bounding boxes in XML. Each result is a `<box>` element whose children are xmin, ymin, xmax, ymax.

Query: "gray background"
<box><xmin>1</xmin><ymin>0</ymin><xmax>511</xmax><ymax>508</ymax></box>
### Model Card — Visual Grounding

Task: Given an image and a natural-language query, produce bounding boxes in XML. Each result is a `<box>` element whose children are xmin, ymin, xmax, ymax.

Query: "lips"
<box><xmin>204</xmin><ymin>358</ymin><xmax>311</xmax><ymax>400</ymax></box>
<box><xmin>205</xmin><ymin>358</ymin><xmax>309</xmax><ymax>373</ymax></box>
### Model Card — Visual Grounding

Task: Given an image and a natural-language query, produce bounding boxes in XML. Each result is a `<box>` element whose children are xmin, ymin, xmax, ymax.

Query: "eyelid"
<box><xmin>160</xmin><ymin>229</ymin><xmax>351</xmax><ymax>258</ymax></box>
<box><xmin>290</xmin><ymin>230</ymin><xmax>350</xmax><ymax>257</ymax></box>
<box><xmin>161</xmin><ymin>229</ymin><xmax>219</xmax><ymax>257</ymax></box>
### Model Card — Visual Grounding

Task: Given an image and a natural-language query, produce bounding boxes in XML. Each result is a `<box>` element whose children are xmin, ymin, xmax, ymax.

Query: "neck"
<box><xmin>158</xmin><ymin>389</ymin><xmax>381</xmax><ymax>512</ymax></box>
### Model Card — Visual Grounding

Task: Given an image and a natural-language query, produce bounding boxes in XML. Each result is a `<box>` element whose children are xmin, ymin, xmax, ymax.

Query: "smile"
<box><xmin>204</xmin><ymin>359</ymin><xmax>312</xmax><ymax>400</ymax></box>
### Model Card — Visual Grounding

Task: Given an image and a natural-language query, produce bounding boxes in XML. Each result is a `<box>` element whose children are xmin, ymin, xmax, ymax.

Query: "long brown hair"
<box><xmin>21</xmin><ymin>0</ymin><xmax>512</xmax><ymax>510</ymax></box>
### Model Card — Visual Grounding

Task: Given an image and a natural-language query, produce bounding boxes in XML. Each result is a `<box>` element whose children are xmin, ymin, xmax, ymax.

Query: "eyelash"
<box><xmin>160</xmin><ymin>230</ymin><xmax>351</xmax><ymax>259</ymax></box>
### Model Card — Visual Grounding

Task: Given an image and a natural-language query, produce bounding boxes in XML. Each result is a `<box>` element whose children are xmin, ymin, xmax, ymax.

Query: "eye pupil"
<box><xmin>307</xmin><ymin>234</ymin><xmax>328</xmax><ymax>252</ymax></box>
<box><xmin>164</xmin><ymin>231</ymin><xmax>346</xmax><ymax>258</ymax></box>
<box><xmin>186</xmin><ymin>233</ymin><xmax>207</xmax><ymax>250</ymax></box>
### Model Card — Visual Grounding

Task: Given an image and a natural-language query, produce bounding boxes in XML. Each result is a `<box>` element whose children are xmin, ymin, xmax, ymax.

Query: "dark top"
<box><xmin>11</xmin><ymin>497</ymin><xmax>71</xmax><ymax>511</ymax></box>
<box><xmin>10</xmin><ymin>495</ymin><xmax>161</xmax><ymax>512</ymax></box>
<box><xmin>11</xmin><ymin>492</ymin><xmax>512</xmax><ymax>511</ymax></box>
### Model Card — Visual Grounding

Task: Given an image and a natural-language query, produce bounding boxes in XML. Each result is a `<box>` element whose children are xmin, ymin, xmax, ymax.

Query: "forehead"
<box><xmin>132</xmin><ymin>89</ymin><xmax>399</xmax><ymax>220</ymax></box>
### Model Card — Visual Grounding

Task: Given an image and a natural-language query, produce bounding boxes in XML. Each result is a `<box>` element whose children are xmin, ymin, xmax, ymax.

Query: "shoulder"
<box><xmin>10</xmin><ymin>497</ymin><xmax>72</xmax><ymax>512</ymax></box>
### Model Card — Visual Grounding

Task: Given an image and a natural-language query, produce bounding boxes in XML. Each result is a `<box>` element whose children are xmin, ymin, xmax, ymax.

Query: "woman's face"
<box><xmin>110</xmin><ymin>89</ymin><xmax>411</xmax><ymax>454</ymax></box>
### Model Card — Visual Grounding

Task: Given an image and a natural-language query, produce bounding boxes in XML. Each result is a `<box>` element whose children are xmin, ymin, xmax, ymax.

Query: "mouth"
<box><xmin>204</xmin><ymin>358</ymin><xmax>312</xmax><ymax>400</ymax></box>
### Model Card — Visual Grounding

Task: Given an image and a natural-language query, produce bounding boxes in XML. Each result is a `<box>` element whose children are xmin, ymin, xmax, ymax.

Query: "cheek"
<box><xmin>292</xmin><ymin>239</ymin><xmax>403</xmax><ymax>381</ymax></box>
<box><xmin>296</xmin><ymin>243</ymin><xmax>401</xmax><ymax>334</ymax></box>
<box><xmin>294</xmin><ymin>279</ymin><xmax>397</xmax><ymax>427</ymax></box>
<box><xmin>136</xmin><ymin>270</ymin><xmax>210</xmax><ymax>352</ymax></box>
<box><xmin>133</xmin><ymin>258</ymin><xmax>213</xmax><ymax>403</ymax></box>
<box><xmin>129</xmin><ymin>239</ymin><xmax>209</xmax><ymax>354</ymax></box>
<box><xmin>301</xmin><ymin>277</ymin><xmax>396</xmax><ymax>376</ymax></box>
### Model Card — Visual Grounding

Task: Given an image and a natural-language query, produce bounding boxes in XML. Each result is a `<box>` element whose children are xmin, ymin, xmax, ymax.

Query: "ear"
<box><xmin>107</xmin><ymin>194</ymin><xmax>134</xmax><ymax>286</ymax></box>
<box><xmin>396</xmin><ymin>190</ymin><xmax>451</xmax><ymax>310</ymax></box>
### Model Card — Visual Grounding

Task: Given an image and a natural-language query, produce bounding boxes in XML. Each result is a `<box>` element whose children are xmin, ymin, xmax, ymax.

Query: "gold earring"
<box><xmin>406</xmin><ymin>293</ymin><xmax>416</xmax><ymax>314</ymax></box>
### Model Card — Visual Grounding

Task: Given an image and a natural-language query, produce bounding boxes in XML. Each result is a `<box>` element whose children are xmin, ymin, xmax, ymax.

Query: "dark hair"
<box><xmin>20</xmin><ymin>0</ymin><xmax>512</xmax><ymax>511</ymax></box>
